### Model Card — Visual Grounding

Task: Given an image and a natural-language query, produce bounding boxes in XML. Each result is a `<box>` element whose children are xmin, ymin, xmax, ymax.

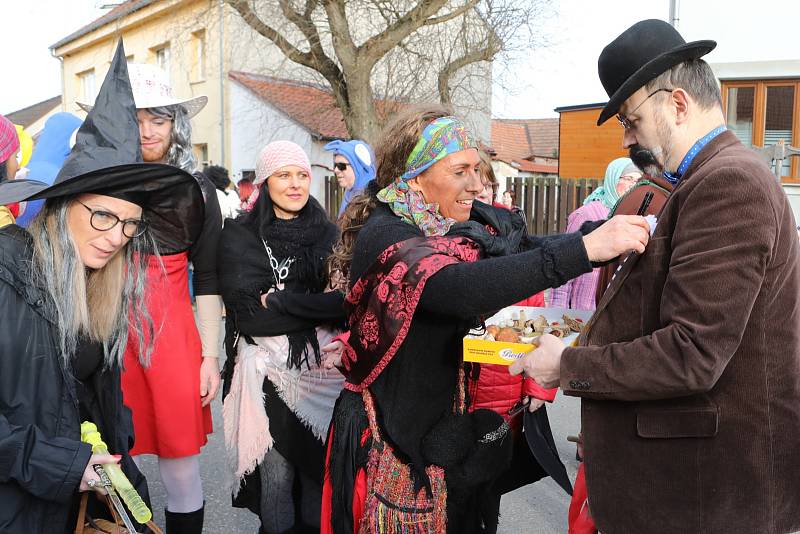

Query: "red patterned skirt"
<box><xmin>121</xmin><ymin>252</ymin><xmax>212</xmax><ymax>457</ymax></box>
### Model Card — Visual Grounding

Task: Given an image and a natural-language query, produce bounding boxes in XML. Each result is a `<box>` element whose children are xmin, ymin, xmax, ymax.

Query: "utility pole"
<box><xmin>669</xmin><ymin>0</ymin><xmax>680</xmax><ymax>29</ymax></box>
<box><xmin>218</xmin><ymin>0</ymin><xmax>226</xmax><ymax>167</ymax></box>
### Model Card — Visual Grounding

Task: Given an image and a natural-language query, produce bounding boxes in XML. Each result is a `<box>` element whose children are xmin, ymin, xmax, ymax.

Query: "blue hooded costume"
<box><xmin>324</xmin><ymin>139</ymin><xmax>376</xmax><ymax>216</ymax></box>
<box><xmin>17</xmin><ymin>113</ymin><xmax>82</xmax><ymax>227</ymax></box>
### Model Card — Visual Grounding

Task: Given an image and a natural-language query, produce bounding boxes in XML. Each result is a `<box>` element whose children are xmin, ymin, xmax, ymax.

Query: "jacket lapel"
<box><xmin>579</xmin><ymin>251</ymin><xmax>643</xmax><ymax>346</ymax></box>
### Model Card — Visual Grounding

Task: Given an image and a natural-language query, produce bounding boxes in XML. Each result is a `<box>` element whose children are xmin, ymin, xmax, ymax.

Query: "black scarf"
<box><xmin>219</xmin><ymin>190</ymin><xmax>337</xmax><ymax>373</ymax></box>
<box><xmin>449</xmin><ymin>200</ymin><xmax>528</xmax><ymax>256</ymax></box>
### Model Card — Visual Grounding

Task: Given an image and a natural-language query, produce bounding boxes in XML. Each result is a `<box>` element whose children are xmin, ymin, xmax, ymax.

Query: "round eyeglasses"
<box><xmin>77</xmin><ymin>200</ymin><xmax>148</xmax><ymax>238</ymax></box>
<box><xmin>617</xmin><ymin>88</ymin><xmax>673</xmax><ymax>130</ymax></box>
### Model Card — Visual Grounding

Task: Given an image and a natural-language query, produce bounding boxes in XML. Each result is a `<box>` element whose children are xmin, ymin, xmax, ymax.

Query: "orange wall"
<box><xmin>558</xmin><ymin>108</ymin><xmax>628</xmax><ymax>179</ymax></box>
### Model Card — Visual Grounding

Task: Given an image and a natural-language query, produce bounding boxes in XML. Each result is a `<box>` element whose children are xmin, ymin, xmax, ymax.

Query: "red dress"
<box><xmin>121</xmin><ymin>252</ymin><xmax>212</xmax><ymax>457</ymax></box>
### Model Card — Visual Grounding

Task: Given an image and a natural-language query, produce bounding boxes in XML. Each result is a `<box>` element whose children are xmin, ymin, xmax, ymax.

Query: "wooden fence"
<box><xmin>324</xmin><ymin>175</ymin><xmax>345</xmax><ymax>220</ymax></box>
<box><xmin>324</xmin><ymin>175</ymin><xmax>603</xmax><ymax>234</ymax></box>
<box><xmin>505</xmin><ymin>176</ymin><xmax>603</xmax><ymax>235</ymax></box>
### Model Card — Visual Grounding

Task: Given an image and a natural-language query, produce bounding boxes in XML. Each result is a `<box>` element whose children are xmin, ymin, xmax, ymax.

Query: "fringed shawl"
<box><xmin>344</xmin><ymin>235</ymin><xmax>481</xmax><ymax>391</ymax></box>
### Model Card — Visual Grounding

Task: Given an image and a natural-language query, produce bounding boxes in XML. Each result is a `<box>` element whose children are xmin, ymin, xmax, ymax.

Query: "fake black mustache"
<box><xmin>628</xmin><ymin>144</ymin><xmax>660</xmax><ymax>171</ymax></box>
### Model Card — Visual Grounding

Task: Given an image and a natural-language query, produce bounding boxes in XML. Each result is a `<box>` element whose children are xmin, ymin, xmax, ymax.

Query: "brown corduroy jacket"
<box><xmin>561</xmin><ymin>131</ymin><xmax>800</xmax><ymax>534</ymax></box>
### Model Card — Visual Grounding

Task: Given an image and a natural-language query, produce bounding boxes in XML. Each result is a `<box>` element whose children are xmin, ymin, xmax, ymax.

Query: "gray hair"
<box><xmin>644</xmin><ymin>59</ymin><xmax>722</xmax><ymax>111</ymax></box>
<box><xmin>29</xmin><ymin>197</ymin><xmax>160</xmax><ymax>370</ymax></box>
<box><xmin>146</xmin><ymin>105</ymin><xmax>196</xmax><ymax>172</ymax></box>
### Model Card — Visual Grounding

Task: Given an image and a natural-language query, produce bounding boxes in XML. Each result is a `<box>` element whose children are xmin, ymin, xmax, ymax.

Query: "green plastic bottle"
<box><xmin>80</xmin><ymin>421</ymin><xmax>153</xmax><ymax>524</ymax></box>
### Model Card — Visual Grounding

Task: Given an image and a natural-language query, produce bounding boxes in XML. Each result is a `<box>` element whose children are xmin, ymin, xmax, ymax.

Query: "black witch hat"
<box><xmin>596</xmin><ymin>19</ymin><xmax>716</xmax><ymax>126</ymax></box>
<box><xmin>0</xmin><ymin>39</ymin><xmax>203</xmax><ymax>254</ymax></box>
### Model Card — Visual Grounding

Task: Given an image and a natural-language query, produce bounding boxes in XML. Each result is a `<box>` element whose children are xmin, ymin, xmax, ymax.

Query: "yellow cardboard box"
<box><xmin>462</xmin><ymin>306</ymin><xmax>593</xmax><ymax>366</ymax></box>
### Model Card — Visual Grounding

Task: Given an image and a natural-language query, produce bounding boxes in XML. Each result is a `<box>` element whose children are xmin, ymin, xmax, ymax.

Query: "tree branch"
<box><xmin>303</xmin><ymin>0</ymin><xmax>316</xmax><ymax>18</ymax></box>
<box><xmin>438</xmin><ymin>45</ymin><xmax>498</xmax><ymax>105</ymax></box>
<box><xmin>226</xmin><ymin>0</ymin><xmax>350</xmax><ymax>116</ymax></box>
<box><xmin>321</xmin><ymin>0</ymin><xmax>358</xmax><ymax>69</ymax></box>
<box><xmin>226</xmin><ymin>0</ymin><xmax>315</xmax><ymax>67</ymax></box>
<box><xmin>357</xmin><ymin>0</ymin><xmax>452</xmax><ymax>67</ymax></box>
<box><xmin>423</xmin><ymin>0</ymin><xmax>480</xmax><ymax>27</ymax></box>
<box><xmin>277</xmin><ymin>0</ymin><xmax>322</xmax><ymax>51</ymax></box>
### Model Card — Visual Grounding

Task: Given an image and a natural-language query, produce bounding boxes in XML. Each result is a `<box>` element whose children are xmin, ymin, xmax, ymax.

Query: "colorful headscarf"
<box><xmin>378</xmin><ymin>116</ymin><xmax>478</xmax><ymax>236</ymax></box>
<box><xmin>0</xmin><ymin>115</ymin><xmax>19</xmax><ymax>164</ymax></box>
<box><xmin>583</xmin><ymin>157</ymin><xmax>640</xmax><ymax>210</ymax></box>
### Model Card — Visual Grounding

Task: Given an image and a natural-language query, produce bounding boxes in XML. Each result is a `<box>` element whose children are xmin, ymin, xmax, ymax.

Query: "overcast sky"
<box><xmin>2</xmin><ymin>1</ymin><xmax>799</xmax><ymax>118</ymax></box>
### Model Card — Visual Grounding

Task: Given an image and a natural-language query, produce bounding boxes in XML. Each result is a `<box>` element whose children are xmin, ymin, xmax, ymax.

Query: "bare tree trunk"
<box><xmin>345</xmin><ymin>67</ymin><xmax>381</xmax><ymax>140</ymax></box>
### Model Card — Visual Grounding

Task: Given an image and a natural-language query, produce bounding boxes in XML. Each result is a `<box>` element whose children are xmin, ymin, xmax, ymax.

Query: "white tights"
<box><xmin>134</xmin><ymin>454</ymin><xmax>204</xmax><ymax>513</ymax></box>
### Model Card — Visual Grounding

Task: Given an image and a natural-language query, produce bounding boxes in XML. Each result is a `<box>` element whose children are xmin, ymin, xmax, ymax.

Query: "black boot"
<box><xmin>164</xmin><ymin>504</ymin><xmax>204</xmax><ymax>534</ymax></box>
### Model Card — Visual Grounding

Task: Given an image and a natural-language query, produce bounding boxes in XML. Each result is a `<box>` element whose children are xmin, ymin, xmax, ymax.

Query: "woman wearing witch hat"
<box><xmin>0</xmin><ymin>42</ymin><xmax>203</xmax><ymax>533</ymax></box>
<box><xmin>80</xmin><ymin>62</ymin><xmax>222</xmax><ymax>532</ymax></box>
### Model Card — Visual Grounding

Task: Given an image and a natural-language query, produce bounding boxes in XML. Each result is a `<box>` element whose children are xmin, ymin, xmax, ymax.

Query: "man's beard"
<box><xmin>628</xmin><ymin>113</ymin><xmax>673</xmax><ymax>177</ymax></box>
<box><xmin>141</xmin><ymin>142</ymin><xmax>170</xmax><ymax>163</ymax></box>
<box><xmin>629</xmin><ymin>144</ymin><xmax>662</xmax><ymax>177</ymax></box>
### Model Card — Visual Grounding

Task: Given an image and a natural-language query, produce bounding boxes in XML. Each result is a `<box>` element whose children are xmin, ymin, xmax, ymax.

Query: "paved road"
<box><xmin>138</xmin><ymin>391</ymin><xmax>582</xmax><ymax>533</ymax></box>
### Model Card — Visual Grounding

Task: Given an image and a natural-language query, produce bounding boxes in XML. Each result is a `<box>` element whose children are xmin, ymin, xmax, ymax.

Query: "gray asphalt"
<box><xmin>137</xmin><ymin>391</ymin><xmax>582</xmax><ymax>533</ymax></box>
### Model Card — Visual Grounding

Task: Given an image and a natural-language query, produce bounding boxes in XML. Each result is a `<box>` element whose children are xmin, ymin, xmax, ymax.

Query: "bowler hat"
<box><xmin>597</xmin><ymin>19</ymin><xmax>716</xmax><ymax>125</ymax></box>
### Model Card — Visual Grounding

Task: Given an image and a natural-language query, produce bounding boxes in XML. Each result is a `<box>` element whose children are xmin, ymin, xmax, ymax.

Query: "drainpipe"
<box><xmin>669</xmin><ymin>0</ymin><xmax>680</xmax><ymax>29</ymax></box>
<box><xmin>218</xmin><ymin>0</ymin><xmax>226</xmax><ymax>166</ymax></box>
<box><xmin>50</xmin><ymin>46</ymin><xmax>66</xmax><ymax>112</ymax></box>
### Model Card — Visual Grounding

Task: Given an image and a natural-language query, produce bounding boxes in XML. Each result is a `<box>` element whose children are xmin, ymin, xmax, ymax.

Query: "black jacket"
<box><xmin>329</xmin><ymin>201</ymin><xmax>593</xmax><ymax>533</ymax></box>
<box><xmin>0</xmin><ymin>225</ymin><xmax>149</xmax><ymax>533</ymax></box>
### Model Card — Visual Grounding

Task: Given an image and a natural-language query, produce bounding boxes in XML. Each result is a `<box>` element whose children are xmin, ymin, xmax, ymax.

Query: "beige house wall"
<box><xmin>53</xmin><ymin>0</ymin><xmax>493</xmax><ymax>169</ymax></box>
<box><xmin>54</xmin><ymin>0</ymin><xmax>227</xmax><ymax>168</ymax></box>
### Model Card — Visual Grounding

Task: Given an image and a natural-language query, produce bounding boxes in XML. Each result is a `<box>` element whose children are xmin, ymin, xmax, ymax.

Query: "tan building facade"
<box><xmin>52</xmin><ymin>0</ymin><xmax>224</xmax><ymax>167</ymax></box>
<box><xmin>51</xmin><ymin>0</ymin><xmax>492</xmax><ymax>177</ymax></box>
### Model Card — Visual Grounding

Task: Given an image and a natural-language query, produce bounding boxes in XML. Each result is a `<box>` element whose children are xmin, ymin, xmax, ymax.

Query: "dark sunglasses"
<box><xmin>333</xmin><ymin>162</ymin><xmax>350</xmax><ymax>171</ymax></box>
<box><xmin>77</xmin><ymin>200</ymin><xmax>148</xmax><ymax>238</ymax></box>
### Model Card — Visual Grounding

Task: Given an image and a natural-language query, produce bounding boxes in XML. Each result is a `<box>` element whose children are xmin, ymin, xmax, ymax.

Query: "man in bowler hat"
<box><xmin>511</xmin><ymin>19</ymin><xmax>800</xmax><ymax>533</ymax></box>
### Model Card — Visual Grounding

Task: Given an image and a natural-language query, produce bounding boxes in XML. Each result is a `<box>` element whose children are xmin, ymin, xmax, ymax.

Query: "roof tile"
<box><xmin>229</xmin><ymin>71</ymin><xmax>404</xmax><ymax>141</ymax></box>
<box><xmin>491</xmin><ymin>118</ymin><xmax>559</xmax><ymax>162</ymax></box>
<box><xmin>489</xmin><ymin>118</ymin><xmax>559</xmax><ymax>174</ymax></box>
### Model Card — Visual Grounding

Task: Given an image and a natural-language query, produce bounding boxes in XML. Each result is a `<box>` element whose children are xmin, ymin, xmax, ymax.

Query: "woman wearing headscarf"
<box><xmin>321</xmin><ymin>106</ymin><xmax>650</xmax><ymax>533</ymax></box>
<box><xmin>219</xmin><ymin>141</ymin><xmax>346</xmax><ymax>533</ymax></box>
<box><xmin>324</xmin><ymin>139</ymin><xmax>376</xmax><ymax>216</ymax></box>
<box><xmin>0</xmin><ymin>41</ymin><xmax>203</xmax><ymax>534</ymax></box>
<box><xmin>548</xmin><ymin>157</ymin><xmax>642</xmax><ymax>311</ymax></box>
<box><xmin>0</xmin><ymin>115</ymin><xmax>21</xmax><ymax>227</ymax></box>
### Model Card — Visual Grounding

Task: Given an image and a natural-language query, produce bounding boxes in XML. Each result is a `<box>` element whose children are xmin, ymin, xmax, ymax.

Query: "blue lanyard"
<box><xmin>663</xmin><ymin>125</ymin><xmax>727</xmax><ymax>185</ymax></box>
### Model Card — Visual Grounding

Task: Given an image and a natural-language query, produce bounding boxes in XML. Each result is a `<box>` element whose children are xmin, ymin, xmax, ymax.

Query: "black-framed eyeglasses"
<box><xmin>616</xmin><ymin>88</ymin><xmax>673</xmax><ymax>130</ymax></box>
<box><xmin>77</xmin><ymin>200</ymin><xmax>148</xmax><ymax>238</ymax></box>
<box><xmin>333</xmin><ymin>162</ymin><xmax>350</xmax><ymax>171</ymax></box>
